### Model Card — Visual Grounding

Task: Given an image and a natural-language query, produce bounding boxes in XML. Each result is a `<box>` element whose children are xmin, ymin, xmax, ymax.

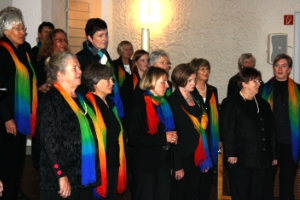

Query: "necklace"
<box><xmin>239</xmin><ymin>91</ymin><xmax>259</xmax><ymax>113</ymax></box>
<box><xmin>185</xmin><ymin>93</ymin><xmax>192</xmax><ymax>103</ymax></box>
<box><xmin>197</xmin><ymin>84</ymin><xmax>207</xmax><ymax>93</ymax></box>
<box><xmin>79</xmin><ymin>100</ymin><xmax>88</xmax><ymax>115</ymax></box>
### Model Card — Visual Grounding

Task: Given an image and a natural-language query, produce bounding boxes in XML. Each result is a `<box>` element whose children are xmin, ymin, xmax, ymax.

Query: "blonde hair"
<box><xmin>139</xmin><ymin>67</ymin><xmax>168</xmax><ymax>90</ymax></box>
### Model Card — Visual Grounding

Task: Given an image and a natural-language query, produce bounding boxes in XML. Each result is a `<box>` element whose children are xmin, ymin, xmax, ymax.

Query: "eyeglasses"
<box><xmin>103</xmin><ymin>78</ymin><xmax>114</xmax><ymax>83</ymax></box>
<box><xmin>55</xmin><ymin>38</ymin><xmax>68</xmax><ymax>43</ymax></box>
<box><xmin>158</xmin><ymin>61</ymin><xmax>171</xmax><ymax>66</ymax></box>
<box><xmin>12</xmin><ymin>26</ymin><xmax>27</xmax><ymax>32</ymax></box>
<box><xmin>251</xmin><ymin>79</ymin><xmax>262</xmax><ymax>84</ymax></box>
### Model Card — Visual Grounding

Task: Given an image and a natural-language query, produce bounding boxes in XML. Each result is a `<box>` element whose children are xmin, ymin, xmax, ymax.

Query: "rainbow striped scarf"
<box><xmin>209</xmin><ymin>92</ymin><xmax>220</xmax><ymax>164</ymax></box>
<box><xmin>262</xmin><ymin>77</ymin><xmax>300</xmax><ymax>162</ymax></box>
<box><xmin>0</xmin><ymin>41</ymin><xmax>37</xmax><ymax>136</ymax></box>
<box><xmin>144</xmin><ymin>90</ymin><xmax>175</xmax><ymax>134</ymax></box>
<box><xmin>118</xmin><ymin>64</ymin><xmax>126</xmax><ymax>87</ymax></box>
<box><xmin>182</xmin><ymin>106</ymin><xmax>213</xmax><ymax>172</ymax></box>
<box><xmin>97</xmin><ymin>50</ymin><xmax>124</xmax><ymax>118</ymax></box>
<box><xmin>54</xmin><ymin>83</ymin><xmax>96</xmax><ymax>185</ymax></box>
<box><xmin>86</xmin><ymin>92</ymin><xmax>126</xmax><ymax>198</ymax></box>
<box><xmin>166</xmin><ymin>87</ymin><xmax>172</xmax><ymax>97</ymax></box>
<box><xmin>133</xmin><ymin>72</ymin><xmax>139</xmax><ymax>90</ymax></box>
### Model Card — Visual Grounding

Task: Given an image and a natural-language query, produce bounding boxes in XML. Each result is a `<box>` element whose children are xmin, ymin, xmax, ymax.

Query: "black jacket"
<box><xmin>167</xmin><ymin>89</ymin><xmax>203</xmax><ymax>171</ymax></box>
<box><xmin>0</xmin><ymin>37</ymin><xmax>34</xmax><ymax>124</ymax></box>
<box><xmin>38</xmin><ymin>87</ymin><xmax>100</xmax><ymax>190</ymax></box>
<box><xmin>128</xmin><ymin>96</ymin><xmax>171</xmax><ymax>174</ymax></box>
<box><xmin>192</xmin><ymin>84</ymin><xmax>219</xmax><ymax>142</ymax></box>
<box><xmin>220</xmin><ymin>93</ymin><xmax>276</xmax><ymax>169</ymax></box>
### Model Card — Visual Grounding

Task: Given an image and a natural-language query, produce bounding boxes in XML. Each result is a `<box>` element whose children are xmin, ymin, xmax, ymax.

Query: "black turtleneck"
<box><xmin>273</xmin><ymin>79</ymin><xmax>290</xmax><ymax>144</ymax></box>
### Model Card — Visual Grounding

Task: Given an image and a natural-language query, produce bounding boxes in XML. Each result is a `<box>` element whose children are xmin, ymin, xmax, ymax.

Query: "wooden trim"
<box><xmin>218</xmin><ymin>147</ymin><xmax>232</xmax><ymax>200</ymax></box>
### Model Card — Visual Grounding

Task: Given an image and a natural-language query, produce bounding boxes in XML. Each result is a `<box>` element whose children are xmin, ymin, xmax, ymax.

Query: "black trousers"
<box><xmin>0</xmin><ymin>130</ymin><xmax>27</xmax><ymax>200</ymax></box>
<box><xmin>132</xmin><ymin>165</ymin><xmax>171</xmax><ymax>200</ymax></box>
<box><xmin>198</xmin><ymin>167</ymin><xmax>214</xmax><ymax>200</ymax></box>
<box><xmin>228</xmin><ymin>165</ymin><xmax>266</xmax><ymax>200</ymax></box>
<box><xmin>171</xmin><ymin>155</ymin><xmax>200</xmax><ymax>200</ymax></box>
<box><xmin>40</xmin><ymin>187</ymin><xmax>92</xmax><ymax>200</ymax></box>
<box><xmin>264</xmin><ymin>143</ymin><xmax>299</xmax><ymax>200</ymax></box>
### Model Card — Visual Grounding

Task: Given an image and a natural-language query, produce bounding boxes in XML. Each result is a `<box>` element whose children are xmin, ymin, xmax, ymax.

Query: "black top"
<box><xmin>128</xmin><ymin>96</ymin><xmax>170</xmax><ymax>174</ymax></box>
<box><xmin>33</xmin><ymin>57</ymin><xmax>48</xmax><ymax>101</ymax></box>
<box><xmin>220</xmin><ymin>93</ymin><xmax>276</xmax><ymax>169</ymax></box>
<box><xmin>31</xmin><ymin>45</ymin><xmax>39</xmax><ymax>65</ymax></box>
<box><xmin>192</xmin><ymin>83</ymin><xmax>219</xmax><ymax>143</ymax></box>
<box><xmin>76</xmin><ymin>41</ymin><xmax>114</xmax><ymax>72</ymax></box>
<box><xmin>91</xmin><ymin>94</ymin><xmax>121</xmax><ymax>168</ymax></box>
<box><xmin>167</xmin><ymin>89</ymin><xmax>203</xmax><ymax>170</ymax></box>
<box><xmin>270</xmin><ymin>79</ymin><xmax>300</xmax><ymax>144</ymax></box>
<box><xmin>0</xmin><ymin>37</ymin><xmax>34</xmax><ymax>123</ymax></box>
<box><xmin>38</xmin><ymin>87</ymin><xmax>100</xmax><ymax>190</ymax></box>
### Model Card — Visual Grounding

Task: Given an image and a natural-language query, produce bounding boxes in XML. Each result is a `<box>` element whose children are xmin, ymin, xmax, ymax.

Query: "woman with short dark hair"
<box><xmin>168</xmin><ymin>64</ymin><xmax>211</xmax><ymax>200</ymax></box>
<box><xmin>220</xmin><ymin>67</ymin><xmax>277</xmax><ymax>200</ymax></box>
<box><xmin>82</xmin><ymin>63</ymin><xmax>127</xmax><ymax>200</ymax></box>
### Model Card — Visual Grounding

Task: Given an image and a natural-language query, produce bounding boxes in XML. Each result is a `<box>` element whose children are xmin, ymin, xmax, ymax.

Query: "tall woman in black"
<box><xmin>220</xmin><ymin>67</ymin><xmax>277</xmax><ymax>200</ymax></box>
<box><xmin>128</xmin><ymin>67</ymin><xmax>178</xmax><ymax>200</ymax></box>
<box><xmin>190</xmin><ymin>58</ymin><xmax>220</xmax><ymax>200</ymax></box>
<box><xmin>168</xmin><ymin>64</ymin><xmax>213</xmax><ymax>200</ymax></box>
<box><xmin>0</xmin><ymin>7</ymin><xmax>37</xmax><ymax>200</ymax></box>
<box><xmin>82</xmin><ymin>63</ymin><xmax>126</xmax><ymax>200</ymax></box>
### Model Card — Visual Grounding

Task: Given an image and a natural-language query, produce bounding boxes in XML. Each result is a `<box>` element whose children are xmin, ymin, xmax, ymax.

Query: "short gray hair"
<box><xmin>0</xmin><ymin>6</ymin><xmax>24</xmax><ymax>37</ymax></box>
<box><xmin>238</xmin><ymin>53</ymin><xmax>256</xmax><ymax>71</ymax></box>
<box><xmin>45</xmin><ymin>52</ymin><xmax>76</xmax><ymax>89</ymax></box>
<box><xmin>148</xmin><ymin>49</ymin><xmax>170</xmax><ymax>66</ymax></box>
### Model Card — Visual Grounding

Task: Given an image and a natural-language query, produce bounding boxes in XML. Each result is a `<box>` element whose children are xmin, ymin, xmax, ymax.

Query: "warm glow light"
<box><xmin>140</xmin><ymin>0</ymin><xmax>161</xmax><ymax>24</ymax></box>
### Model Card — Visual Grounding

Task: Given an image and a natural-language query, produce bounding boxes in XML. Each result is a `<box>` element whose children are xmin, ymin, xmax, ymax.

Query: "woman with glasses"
<box><xmin>148</xmin><ymin>49</ymin><xmax>173</xmax><ymax>97</ymax></box>
<box><xmin>32</xmin><ymin>28</ymin><xmax>70</xmax><ymax>171</ymax></box>
<box><xmin>220</xmin><ymin>67</ymin><xmax>277</xmax><ymax>200</ymax></box>
<box><xmin>128</xmin><ymin>67</ymin><xmax>178</xmax><ymax>200</ymax></box>
<box><xmin>82</xmin><ymin>63</ymin><xmax>127</xmax><ymax>199</ymax></box>
<box><xmin>0</xmin><ymin>6</ymin><xmax>38</xmax><ymax>199</ymax></box>
<box><xmin>190</xmin><ymin>58</ymin><xmax>220</xmax><ymax>200</ymax></box>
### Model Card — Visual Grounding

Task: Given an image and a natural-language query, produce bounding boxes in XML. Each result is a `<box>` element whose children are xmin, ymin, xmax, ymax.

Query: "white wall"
<box><xmin>2</xmin><ymin>0</ymin><xmax>300</xmax><ymax>101</ymax></box>
<box><xmin>108</xmin><ymin>0</ymin><xmax>300</xmax><ymax>101</ymax></box>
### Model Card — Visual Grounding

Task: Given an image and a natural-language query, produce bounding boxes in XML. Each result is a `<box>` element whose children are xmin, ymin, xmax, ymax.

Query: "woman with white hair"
<box><xmin>0</xmin><ymin>6</ymin><xmax>37</xmax><ymax>199</ymax></box>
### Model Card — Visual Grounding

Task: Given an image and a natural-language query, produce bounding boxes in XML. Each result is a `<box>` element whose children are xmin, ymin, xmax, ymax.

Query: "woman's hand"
<box><xmin>5</xmin><ymin>119</ymin><xmax>17</xmax><ymax>136</ymax></box>
<box><xmin>166</xmin><ymin>131</ymin><xmax>178</xmax><ymax>144</ymax></box>
<box><xmin>175</xmin><ymin>169</ymin><xmax>184</xmax><ymax>180</ymax></box>
<box><xmin>58</xmin><ymin>176</ymin><xmax>71</xmax><ymax>198</ymax></box>
<box><xmin>228</xmin><ymin>157</ymin><xmax>237</xmax><ymax>164</ymax></box>
<box><xmin>272</xmin><ymin>159</ymin><xmax>278</xmax><ymax>166</ymax></box>
<box><xmin>0</xmin><ymin>180</ymin><xmax>3</xmax><ymax>197</ymax></box>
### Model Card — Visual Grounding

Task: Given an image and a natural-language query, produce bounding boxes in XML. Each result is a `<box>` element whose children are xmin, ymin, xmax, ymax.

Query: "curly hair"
<box><xmin>37</xmin><ymin>29</ymin><xmax>70</xmax><ymax>61</ymax></box>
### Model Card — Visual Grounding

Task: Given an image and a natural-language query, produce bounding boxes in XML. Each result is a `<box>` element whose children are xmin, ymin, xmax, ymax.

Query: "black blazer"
<box><xmin>167</xmin><ymin>89</ymin><xmax>203</xmax><ymax>171</ymax></box>
<box><xmin>192</xmin><ymin>84</ymin><xmax>219</xmax><ymax>142</ymax></box>
<box><xmin>128</xmin><ymin>96</ymin><xmax>170</xmax><ymax>174</ymax></box>
<box><xmin>220</xmin><ymin>93</ymin><xmax>276</xmax><ymax>169</ymax></box>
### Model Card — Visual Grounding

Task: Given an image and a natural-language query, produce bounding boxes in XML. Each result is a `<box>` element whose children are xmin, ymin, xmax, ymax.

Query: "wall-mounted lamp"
<box><xmin>140</xmin><ymin>0</ymin><xmax>161</xmax><ymax>52</ymax></box>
